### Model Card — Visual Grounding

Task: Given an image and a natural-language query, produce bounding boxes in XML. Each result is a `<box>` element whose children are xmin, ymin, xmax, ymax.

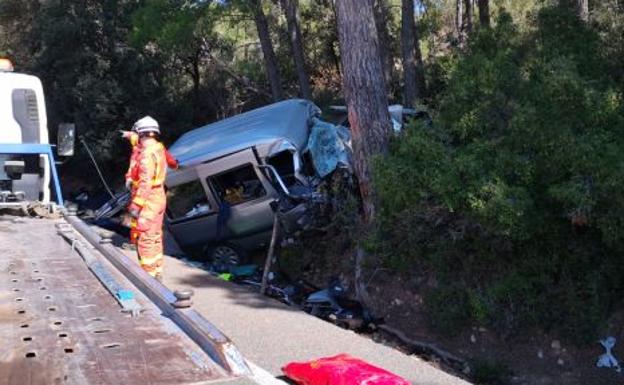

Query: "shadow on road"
<box><xmin>169</xmin><ymin>267</ymin><xmax>302</xmax><ymax>313</ymax></box>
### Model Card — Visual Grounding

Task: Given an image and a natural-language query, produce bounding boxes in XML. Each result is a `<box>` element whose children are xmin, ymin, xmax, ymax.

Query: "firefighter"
<box><xmin>121</xmin><ymin>123</ymin><xmax>178</xmax><ymax>246</ymax></box>
<box><xmin>126</xmin><ymin>116</ymin><xmax>169</xmax><ymax>280</ymax></box>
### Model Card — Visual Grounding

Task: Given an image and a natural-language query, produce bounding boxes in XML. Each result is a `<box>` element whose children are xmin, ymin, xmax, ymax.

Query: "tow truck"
<box><xmin>0</xmin><ymin>59</ymin><xmax>257</xmax><ymax>385</ymax></box>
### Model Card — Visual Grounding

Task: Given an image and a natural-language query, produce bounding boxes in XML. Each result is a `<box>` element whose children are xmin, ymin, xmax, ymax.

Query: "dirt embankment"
<box><xmin>279</xmin><ymin>236</ymin><xmax>624</xmax><ymax>385</ymax></box>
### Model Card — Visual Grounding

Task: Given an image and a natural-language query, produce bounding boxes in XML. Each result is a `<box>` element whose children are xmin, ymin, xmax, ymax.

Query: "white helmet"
<box><xmin>132</xmin><ymin>116</ymin><xmax>160</xmax><ymax>135</ymax></box>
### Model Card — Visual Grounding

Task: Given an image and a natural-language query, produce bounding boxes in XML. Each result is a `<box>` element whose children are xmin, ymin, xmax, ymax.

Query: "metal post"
<box><xmin>261</xmin><ymin>215</ymin><xmax>280</xmax><ymax>294</ymax></box>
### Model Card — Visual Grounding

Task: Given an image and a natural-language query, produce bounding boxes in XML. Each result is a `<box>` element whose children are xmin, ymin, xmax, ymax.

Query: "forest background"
<box><xmin>2</xmin><ymin>2</ymin><xmax>624</xmax><ymax>374</ymax></box>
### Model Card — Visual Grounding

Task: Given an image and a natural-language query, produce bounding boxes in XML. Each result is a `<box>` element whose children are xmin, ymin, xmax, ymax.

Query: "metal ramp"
<box><xmin>0</xmin><ymin>216</ymin><xmax>243</xmax><ymax>385</ymax></box>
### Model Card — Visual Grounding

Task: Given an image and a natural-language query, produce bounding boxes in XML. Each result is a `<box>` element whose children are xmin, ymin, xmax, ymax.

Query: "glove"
<box><xmin>125</xmin><ymin>179</ymin><xmax>133</xmax><ymax>191</ymax></box>
<box><xmin>128</xmin><ymin>203</ymin><xmax>141</xmax><ymax>219</ymax></box>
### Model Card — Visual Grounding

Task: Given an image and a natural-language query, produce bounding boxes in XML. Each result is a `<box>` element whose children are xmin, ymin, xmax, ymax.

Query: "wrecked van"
<box><xmin>165</xmin><ymin>99</ymin><xmax>331</xmax><ymax>265</ymax></box>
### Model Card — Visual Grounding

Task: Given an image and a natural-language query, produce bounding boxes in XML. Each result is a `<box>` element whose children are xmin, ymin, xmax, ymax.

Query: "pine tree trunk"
<box><xmin>336</xmin><ymin>0</ymin><xmax>392</xmax><ymax>221</ymax></box>
<box><xmin>401</xmin><ymin>0</ymin><xmax>416</xmax><ymax>106</ymax></box>
<box><xmin>373</xmin><ymin>0</ymin><xmax>394</xmax><ymax>91</ymax></box>
<box><xmin>455</xmin><ymin>0</ymin><xmax>463</xmax><ymax>37</ymax></box>
<box><xmin>577</xmin><ymin>0</ymin><xmax>589</xmax><ymax>21</ymax></box>
<box><xmin>413</xmin><ymin>11</ymin><xmax>426</xmax><ymax>100</ymax></box>
<box><xmin>560</xmin><ymin>0</ymin><xmax>589</xmax><ymax>21</ymax></box>
<box><xmin>250</xmin><ymin>0</ymin><xmax>283</xmax><ymax>101</ymax></box>
<box><xmin>191</xmin><ymin>53</ymin><xmax>201</xmax><ymax>125</ymax></box>
<box><xmin>280</xmin><ymin>0</ymin><xmax>311</xmax><ymax>99</ymax></box>
<box><xmin>477</xmin><ymin>0</ymin><xmax>490</xmax><ymax>27</ymax></box>
<box><xmin>463</xmin><ymin>0</ymin><xmax>473</xmax><ymax>34</ymax></box>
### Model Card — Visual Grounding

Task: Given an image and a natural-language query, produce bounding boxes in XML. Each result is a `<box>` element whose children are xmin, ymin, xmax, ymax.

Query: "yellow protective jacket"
<box><xmin>132</xmin><ymin>140</ymin><xmax>167</xmax><ymax>209</ymax></box>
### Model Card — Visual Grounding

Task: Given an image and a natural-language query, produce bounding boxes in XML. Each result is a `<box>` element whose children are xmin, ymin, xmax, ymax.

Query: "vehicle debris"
<box><xmin>163</xmin><ymin>99</ymin><xmax>351</xmax><ymax>267</ymax></box>
<box><xmin>303</xmin><ymin>117</ymin><xmax>352</xmax><ymax>178</ymax></box>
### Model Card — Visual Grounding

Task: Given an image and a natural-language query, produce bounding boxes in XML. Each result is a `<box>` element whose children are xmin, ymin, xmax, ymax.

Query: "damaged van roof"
<box><xmin>169</xmin><ymin>99</ymin><xmax>321</xmax><ymax>167</ymax></box>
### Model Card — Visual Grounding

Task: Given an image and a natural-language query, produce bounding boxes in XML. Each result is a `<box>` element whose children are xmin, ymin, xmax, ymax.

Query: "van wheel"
<box><xmin>207</xmin><ymin>244</ymin><xmax>247</xmax><ymax>267</ymax></box>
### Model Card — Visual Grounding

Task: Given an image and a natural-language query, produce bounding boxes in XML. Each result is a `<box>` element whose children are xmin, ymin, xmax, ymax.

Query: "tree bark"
<box><xmin>414</xmin><ymin>12</ymin><xmax>426</xmax><ymax>99</ymax></box>
<box><xmin>477</xmin><ymin>0</ymin><xmax>490</xmax><ymax>27</ymax></box>
<box><xmin>577</xmin><ymin>0</ymin><xmax>589</xmax><ymax>21</ymax></box>
<box><xmin>463</xmin><ymin>0</ymin><xmax>473</xmax><ymax>34</ymax></box>
<box><xmin>401</xmin><ymin>0</ymin><xmax>426</xmax><ymax>107</ymax></box>
<box><xmin>280</xmin><ymin>0</ymin><xmax>311</xmax><ymax>99</ymax></box>
<box><xmin>336</xmin><ymin>0</ymin><xmax>392</xmax><ymax>221</ymax></box>
<box><xmin>455</xmin><ymin>0</ymin><xmax>463</xmax><ymax>37</ymax></box>
<box><xmin>559</xmin><ymin>0</ymin><xmax>589</xmax><ymax>21</ymax></box>
<box><xmin>373</xmin><ymin>0</ymin><xmax>394</xmax><ymax>91</ymax></box>
<box><xmin>250</xmin><ymin>0</ymin><xmax>283</xmax><ymax>101</ymax></box>
<box><xmin>191</xmin><ymin>52</ymin><xmax>201</xmax><ymax>125</ymax></box>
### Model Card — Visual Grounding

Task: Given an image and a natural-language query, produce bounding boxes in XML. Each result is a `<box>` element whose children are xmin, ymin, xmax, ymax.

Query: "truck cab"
<box><xmin>0</xmin><ymin>58</ymin><xmax>69</xmax><ymax>207</ymax></box>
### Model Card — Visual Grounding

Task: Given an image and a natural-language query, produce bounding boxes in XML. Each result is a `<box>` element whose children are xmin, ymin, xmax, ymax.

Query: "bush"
<box><xmin>372</xmin><ymin>7</ymin><xmax>624</xmax><ymax>343</ymax></box>
<box><xmin>471</xmin><ymin>359</ymin><xmax>513</xmax><ymax>385</ymax></box>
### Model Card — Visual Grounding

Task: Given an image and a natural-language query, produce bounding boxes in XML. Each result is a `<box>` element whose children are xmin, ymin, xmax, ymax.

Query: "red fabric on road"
<box><xmin>282</xmin><ymin>354</ymin><xmax>411</xmax><ymax>385</ymax></box>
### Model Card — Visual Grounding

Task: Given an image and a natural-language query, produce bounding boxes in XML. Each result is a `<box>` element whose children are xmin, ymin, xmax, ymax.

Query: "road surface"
<box><xmin>159</xmin><ymin>254</ymin><xmax>472</xmax><ymax>385</ymax></box>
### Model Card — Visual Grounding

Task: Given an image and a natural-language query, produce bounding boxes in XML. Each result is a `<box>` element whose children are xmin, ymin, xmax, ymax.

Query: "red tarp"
<box><xmin>282</xmin><ymin>354</ymin><xmax>411</xmax><ymax>385</ymax></box>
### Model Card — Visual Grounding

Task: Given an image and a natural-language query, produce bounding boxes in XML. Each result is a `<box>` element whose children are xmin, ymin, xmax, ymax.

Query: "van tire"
<box><xmin>206</xmin><ymin>243</ymin><xmax>248</xmax><ymax>267</ymax></box>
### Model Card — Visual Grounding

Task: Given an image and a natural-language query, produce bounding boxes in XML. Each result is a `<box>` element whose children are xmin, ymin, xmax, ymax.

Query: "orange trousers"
<box><xmin>135</xmin><ymin>188</ymin><xmax>166</xmax><ymax>277</ymax></box>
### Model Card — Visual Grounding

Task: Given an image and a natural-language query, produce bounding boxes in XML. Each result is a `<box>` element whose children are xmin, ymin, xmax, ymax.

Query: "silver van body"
<box><xmin>165</xmin><ymin>99</ymin><xmax>321</xmax><ymax>262</ymax></box>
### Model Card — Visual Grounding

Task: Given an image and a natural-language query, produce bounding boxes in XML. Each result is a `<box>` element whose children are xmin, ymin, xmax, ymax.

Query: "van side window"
<box><xmin>209</xmin><ymin>164</ymin><xmax>266</xmax><ymax>205</ymax></box>
<box><xmin>12</xmin><ymin>89</ymin><xmax>40</xmax><ymax>143</ymax></box>
<box><xmin>166</xmin><ymin>180</ymin><xmax>212</xmax><ymax>219</ymax></box>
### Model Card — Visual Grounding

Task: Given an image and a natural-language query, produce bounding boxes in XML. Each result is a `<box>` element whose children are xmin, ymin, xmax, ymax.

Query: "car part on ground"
<box><xmin>204</xmin><ymin>258</ymin><xmax>379</xmax><ymax>332</ymax></box>
<box><xmin>94</xmin><ymin>190</ymin><xmax>131</xmax><ymax>220</ymax></box>
<box><xmin>301</xmin><ymin>278</ymin><xmax>377</xmax><ymax>331</ymax></box>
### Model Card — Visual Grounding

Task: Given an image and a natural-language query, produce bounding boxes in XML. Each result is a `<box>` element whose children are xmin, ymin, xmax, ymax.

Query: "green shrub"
<box><xmin>373</xmin><ymin>6</ymin><xmax>624</xmax><ymax>342</ymax></box>
<box><xmin>424</xmin><ymin>284</ymin><xmax>472</xmax><ymax>336</ymax></box>
<box><xmin>471</xmin><ymin>359</ymin><xmax>513</xmax><ymax>385</ymax></box>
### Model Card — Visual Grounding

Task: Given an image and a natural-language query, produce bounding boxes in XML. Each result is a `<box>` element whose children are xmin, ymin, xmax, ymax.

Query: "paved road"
<box><xmin>161</xmin><ymin>256</ymin><xmax>471</xmax><ymax>385</ymax></box>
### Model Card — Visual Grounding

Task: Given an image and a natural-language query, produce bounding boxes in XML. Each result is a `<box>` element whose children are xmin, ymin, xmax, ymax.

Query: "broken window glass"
<box><xmin>208</xmin><ymin>164</ymin><xmax>266</xmax><ymax>205</ymax></box>
<box><xmin>267</xmin><ymin>151</ymin><xmax>296</xmax><ymax>186</ymax></box>
<box><xmin>166</xmin><ymin>179</ymin><xmax>212</xmax><ymax>219</ymax></box>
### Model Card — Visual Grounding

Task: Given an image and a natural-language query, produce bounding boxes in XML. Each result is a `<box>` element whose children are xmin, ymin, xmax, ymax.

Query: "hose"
<box><xmin>79</xmin><ymin>137</ymin><xmax>115</xmax><ymax>199</ymax></box>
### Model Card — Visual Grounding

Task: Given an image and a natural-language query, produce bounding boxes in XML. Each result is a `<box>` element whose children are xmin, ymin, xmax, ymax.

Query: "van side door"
<box><xmin>198</xmin><ymin>148</ymin><xmax>277</xmax><ymax>245</ymax></box>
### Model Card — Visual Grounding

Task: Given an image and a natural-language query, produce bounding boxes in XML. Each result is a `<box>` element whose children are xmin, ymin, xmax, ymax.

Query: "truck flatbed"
<box><xmin>0</xmin><ymin>215</ymin><xmax>239</xmax><ymax>385</ymax></box>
